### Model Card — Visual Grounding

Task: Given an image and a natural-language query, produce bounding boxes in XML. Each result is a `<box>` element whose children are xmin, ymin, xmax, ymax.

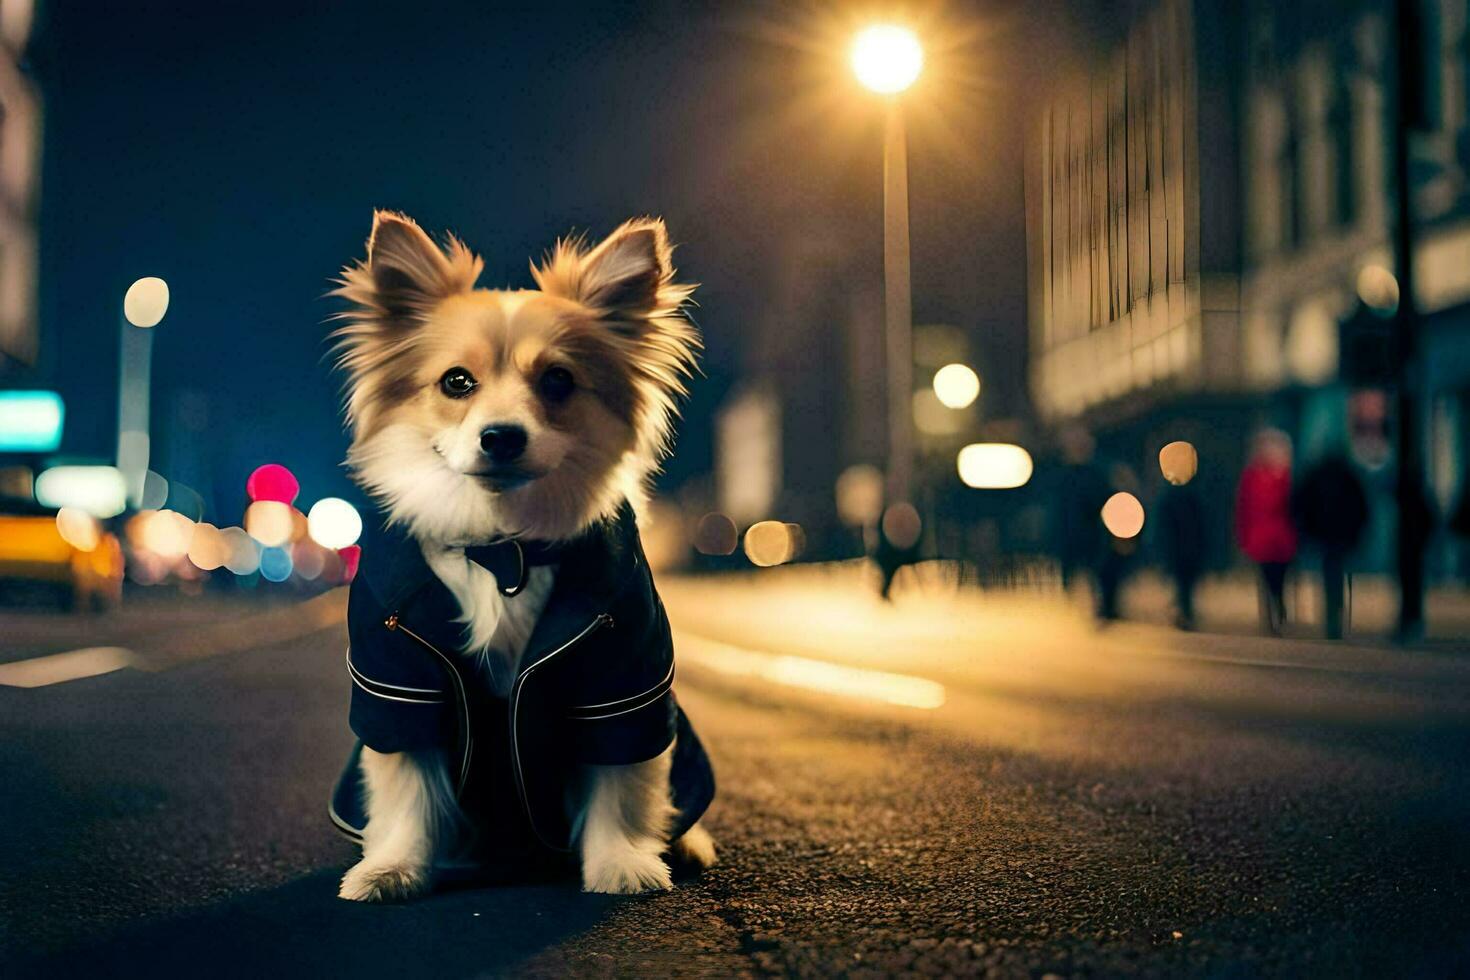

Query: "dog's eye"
<box><xmin>439</xmin><ymin>368</ymin><xmax>477</xmax><ymax>398</ymax></box>
<box><xmin>538</xmin><ymin>366</ymin><xmax>576</xmax><ymax>403</ymax></box>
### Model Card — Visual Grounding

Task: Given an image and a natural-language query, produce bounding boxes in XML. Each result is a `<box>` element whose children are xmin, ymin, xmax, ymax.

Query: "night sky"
<box><xmin>24</xmin><ymin>0</ymin><xmax>1035</xmax><ymax>519</ymax></box>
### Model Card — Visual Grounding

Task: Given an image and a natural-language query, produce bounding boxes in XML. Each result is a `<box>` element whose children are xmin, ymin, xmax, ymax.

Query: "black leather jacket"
<box><xmin>330</xmin><ymin>501</ymin><xmax>714</xmax><ymax>865</ymax></box>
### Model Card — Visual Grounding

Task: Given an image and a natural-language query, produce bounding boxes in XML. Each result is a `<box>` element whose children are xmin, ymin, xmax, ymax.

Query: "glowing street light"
<box><xmin>245</xmin><ymin>500</ymin><xmax>296</xmax><ymax>548</ymax></box>
<box><xmin>1101</xmin><ymin>492</ymin><xmax>1146</xmax><ymax>539</ymax></box>
<box><xmin>123</xmin><ymin>276</ymin><xmax>170</xmax><ymax>328</ymax></box>
<box><xmin>744</xmin><ymin>520</ymin><xmax>797</xmax><ymax>567</ymax></box>
<box><xmin>956</xmin><ymin>443</ymin><xmax>1033</xmax><ymax>490</ymax></box>
<box><xmin>34</xmin><ymin>464</ymin><xmax>128</xmax><ymax>517</ymax></box>
<box><xmin>851</xmin><ymin>25</ymin><xmax>924</xmax><ymax>95</ymax></box>
<box><xmin>307</xmin><ymin>497</ymin><xmax>363</xmax><ymax>550</ymax></box>
<box><xmin>932</xmin><ymin>363</ymin><xmax>980</xmax><ymax>410</ymax></box>
<box><xmin>852</xmin><ymin>24</ymin><xmax>924</xmax><ymax>504</ymax></box>
<box><xmin>1159</xmin><ymin>441</ymin><xmax>1198</xmax><ymax>486</ymax></box>
<box><xmin>118</xmin><ymin>276</ymin><xmax>170</xmax><ymax>508</ymax></box>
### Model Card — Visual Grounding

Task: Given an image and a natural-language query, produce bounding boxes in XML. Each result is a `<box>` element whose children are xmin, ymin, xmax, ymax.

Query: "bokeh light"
<box><xmin>1356</xmin><ymin>264</ymin><xmax>1400</xmax><ymax>315</ymax></box>
<box><xmin>835</xmin><ymin>464</ymin><xmax>885</xmax><ymax>526</ymax></box>
<box><xmin>34</xmin><ymin>465</ymin><xmax>128</xmax><ymax>518</ymax></box>
<box><xmin>0</xmin><ymin>390</ymin><xmax>64</xmax><ymax>452</ymax></box>
<box><xmin>744</xmin><ymin>520</ymin><xmax>796</xmax><ymax>567</ymax></box>
<box><xmin>186</xmin><ymin>523</ymin><xmax>229</xmax><ymax>571</ymax></box>
<box><xmin>338</xmin><ymin>544</ymin><xmax>361</xmax><ymax>582</ymax></box>
<box><xmin>129</xmin><ymin>550</ymin><xmax>170</xmax><ymax>586</ymax></box>
<box><xmin>693</xmin><ymin>512</ymin><xmax>738</xmax><ymax>556</ymax></box>
<box><xmin>140</xmin><ymin>469</ymin><xmax>169</xmax><ymax>510</ymax></box>
<box><xmin>932</xmin><ymin>363</ymin><xmax>980</xmax><ymax>409</ymax></box>
<box><xmin>246</xmin><ymin>463</ymin><xmax>300</xmax><ymax>504</ymax></box>
<box><xmin>880</xmin><ymin>502</ymin><xmax>922</xmax><ymax>550</ymax></box>
<box><xmin>1159</xmin><ymin>441</ymin><xmax>1198</xmax><ymax>486</ymax></box>
<box><xmin>1101</xmin><ymin>492</ymin><xmax>1146</xmax><ymax>539</ymax></box>
<box><xmin>222</xmin><ymin>527</ymin><xmax>260</xmax><ymax>575</ymax></box>
<box><xmin>785</xmin><ymin>523</ymin><xmax>807</xmax><ymax>559</ymax></box>
<box><xmin>851</xmin><ymin>24</ymin><xmax>923</xmax><ymax>94</ymax></box>
<box><xmin>245</xmin><ymin>500</ymin><xmax>295</xmax><ymax>547</ymax></box>
<box><xmin>259</xmin><ymin>546</ymin><xmax>294</xmax><ymax>583</ymax></box>
<box><xmin>123</xmin><ymin>276</ymin><xmax>170</xmax><ymax>328</ymax></box>
<box><xmin>293</xmin><ymin>540</ymin><xmax>326</xmax><ymax>581</ymax></box>
<box><xmin>138</xmin><ymin>509</ymin><xmax>194</xmax><ymax>558</ymax></box>
<box><xmin>55</xmin><ymin>507</ymin><xmax>100</xmax><ymax>552</ymax></box>
<box><xmin>912</xmin><ymin>388</ymin><xmax>966</xmax><ymax>436</ymax></box>
<box><xmin>307</xmin><ymin>497</ymin><xmax>362</xmax><ymax>549</ymax></box>
<box><xmin>956</xmin><ymin>443</ymin><xmax>1034</xmax><ymax>489</ymax></box>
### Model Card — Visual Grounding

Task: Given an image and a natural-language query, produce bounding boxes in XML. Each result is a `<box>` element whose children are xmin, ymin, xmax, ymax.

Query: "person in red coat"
<box><xmin>1235</xmin><ymin>428</ymin><xmax>1297</xmax><ymax>634</ymax></box>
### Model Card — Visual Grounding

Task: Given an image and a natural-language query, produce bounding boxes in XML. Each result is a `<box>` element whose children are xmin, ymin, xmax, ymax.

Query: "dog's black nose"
<box><xmin>480</xmin><ymin>424</ymin><xmax>528</xmax><ymax>463</ymax></box>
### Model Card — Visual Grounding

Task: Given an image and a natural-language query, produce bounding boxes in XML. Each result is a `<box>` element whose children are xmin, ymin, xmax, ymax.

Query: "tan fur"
<box><xmin>330</xmin><ymin>212</ymin><xmax>699</xmax><ymax>543</ymax></box>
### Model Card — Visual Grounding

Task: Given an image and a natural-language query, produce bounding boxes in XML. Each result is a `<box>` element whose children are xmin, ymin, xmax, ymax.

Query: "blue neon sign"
<box><xmin>0</xmin><ymin>390</ymin><xmax>65</xmax><ymax>452</ymax></box>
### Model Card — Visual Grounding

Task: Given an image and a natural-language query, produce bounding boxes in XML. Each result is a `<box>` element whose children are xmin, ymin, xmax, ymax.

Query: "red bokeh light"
<box><xmin>246</xmin><ymin>463</ymin><xmax>300</xmax><ymax>504</ymax></box>
<box><xmin>338</xmin><ymin>544</ymin><xmax>361</xmax><ymax>582</ymax></box>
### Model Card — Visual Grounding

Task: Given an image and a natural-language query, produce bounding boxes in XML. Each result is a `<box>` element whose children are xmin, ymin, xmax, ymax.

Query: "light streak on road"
<box><xmin>679</xmin><ymin>634</ymin><xmax>945</xmax><ymax>710</ymax></box>
<box><xmin>0</xmin><ymin>646</ymin><xmax>135</xmax><ymax>688</ymax></box>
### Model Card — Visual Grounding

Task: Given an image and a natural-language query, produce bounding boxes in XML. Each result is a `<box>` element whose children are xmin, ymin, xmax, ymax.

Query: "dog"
<box><xmin>327</xmin><ymin>211</ymin><xmax>716</xmax><ymax>901</ymax></box>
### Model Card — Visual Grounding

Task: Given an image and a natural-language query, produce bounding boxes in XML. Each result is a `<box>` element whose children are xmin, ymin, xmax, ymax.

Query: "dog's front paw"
<box><xmin>582</xmin><ymin>842</ymin><xmax>673</xmax><ymax>895</ymax></box>
<box><xmin>338</xmin><ymin>859</ymin><xmax>430</xmax><ymax>902</ymax></box>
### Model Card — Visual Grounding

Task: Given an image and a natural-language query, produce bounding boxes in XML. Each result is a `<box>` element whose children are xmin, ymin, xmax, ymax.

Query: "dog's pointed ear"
<box><xmin>534</xmin><ymin>218</ymin><xmax>690</xmax><ymax>324</ymax></box>
<box><xmin>577</xmin><ymin>219</ymin><xmax>670</xmax><ymax>315</ymax></box>
<box><xmin>341</xmin><ymin>210</ymin><xmax>481</xmax><ymax>326</ymax></box>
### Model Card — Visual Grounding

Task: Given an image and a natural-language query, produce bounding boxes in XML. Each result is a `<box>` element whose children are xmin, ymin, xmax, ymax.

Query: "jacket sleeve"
<box><xmin>345</xmin><ymin>580</ymin><xmax>452</xmax><ymax>754</ymax></box>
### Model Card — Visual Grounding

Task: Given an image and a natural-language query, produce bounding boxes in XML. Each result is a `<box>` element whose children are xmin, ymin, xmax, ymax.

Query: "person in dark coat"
<box><xmin>1157</xmin><ymin>448</ymin><xmax>1207</xmax><ymax>630</ymax></box>
<box><xmin>1450</xmin><ymin>474</ymin><xmax>1470</xmax><ymax>580</ymax></box>
<box><xmin>1053</xmin><ymin>426</ymin><xmax>1111</xmax><ymax>598</ymax></box>
<box><xmin>1292</xmin><ymin>452</ymin><xmax>1370</xmax><ymax>639</ymax></box>
<box><xmin>874</xmin><ymin>502</ymin><xmax>921</xmax><ymax>601</ymax></box>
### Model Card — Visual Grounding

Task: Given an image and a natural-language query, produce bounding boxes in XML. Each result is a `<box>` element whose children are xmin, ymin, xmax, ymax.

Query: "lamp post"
<box><xmin>852</xmin><ymin>24</ymin><xmax>923</xmax><ymax>504</ymax></box>
<box><xmin>118</xmin><ymin>277</ymin><xmax>169</xmax><ymax>509</ymax></box>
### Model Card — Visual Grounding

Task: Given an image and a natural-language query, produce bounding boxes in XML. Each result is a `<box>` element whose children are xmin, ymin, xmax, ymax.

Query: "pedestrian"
<box><xmin>1292</xmin><ymin>451</ymin><xmax>1369</xmax><ymax>639</ymax></box>
<box><xmin>1094</xmin><ymin>463</ymin><xmax>1143</xmax><ymax>623</ymax></box>
<box><xmin>1450</xmin><ymin>473</ymin><xmax>1470</xmax><ymax>580</ymax></box>
<box><xmin>874</xmin><ymin>502</ymin><xmax>921</xmax><ymax>601</ymax></box>
<box><xmin>1157</xmin><ymin>446</ymin><xmax>1206</xmax><ymax>630</ymax></box>
<box><xmin>1235</xmin><ymin>428</ymin><xmax>1297</xmax><ymax>635</ymax></box>
<box><xmin>1052</xmin><ymin>426</ymin><xmax>1111</xmax><ymax>599</ymax></box>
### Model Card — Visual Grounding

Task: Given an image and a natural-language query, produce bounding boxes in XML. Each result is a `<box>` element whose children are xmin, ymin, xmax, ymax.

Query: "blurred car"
<box><xmin>0</xmin><ymin>499</ymin><xmax>124</xmax><ymax>610</ymax></box>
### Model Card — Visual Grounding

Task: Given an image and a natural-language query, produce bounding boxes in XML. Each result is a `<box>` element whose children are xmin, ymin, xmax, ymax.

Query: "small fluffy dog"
<box><xmin>327</xmin><ymin>211</ymin><xmax>716</xmax><ymax>901</ymax></box>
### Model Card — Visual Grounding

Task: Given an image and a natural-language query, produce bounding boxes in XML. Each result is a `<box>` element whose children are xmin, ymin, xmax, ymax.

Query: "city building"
<box><xmin>0</xmin><ymin>0</ymin><xmax>39</xmax><ymax>372</ymax></box>
<box><xmin>1026</xmin><ymin>0</ymin><xmax>1470</xmax><ymax>573</ymax></box>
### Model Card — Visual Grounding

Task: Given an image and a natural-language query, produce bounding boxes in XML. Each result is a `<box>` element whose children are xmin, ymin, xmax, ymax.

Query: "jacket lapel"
<box><xmin>359</xmin><ymin>502</ymin><xmax>641</xmax><ymax>678</ymax></box>
<box><xmin>515</xmin><ymin>501</ymin><xmax>638</xmax><ymax>676</ymax></box>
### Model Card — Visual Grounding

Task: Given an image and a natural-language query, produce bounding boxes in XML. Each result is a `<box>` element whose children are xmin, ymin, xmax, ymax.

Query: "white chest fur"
<box><xmin>421</xmin><ymin>544</ymin><xmax>556</xmax><ymax>698</ymax></box>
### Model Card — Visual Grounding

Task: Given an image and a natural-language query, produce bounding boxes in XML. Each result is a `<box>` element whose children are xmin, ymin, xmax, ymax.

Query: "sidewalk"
<box><xmin>660</xmin><ymin>560</ymin><xmax>1470</xmax><ymax>664</ymax></box>
<box><xmin>1116</xmin><ymin>568</ymin><xmax>1470</xmax><ymax>645</ymax></box>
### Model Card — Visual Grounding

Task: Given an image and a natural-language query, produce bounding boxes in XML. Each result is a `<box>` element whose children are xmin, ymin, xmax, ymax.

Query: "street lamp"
<box><xmin>852</xmin><ymin>24</ymin><xmax>922</xmax><ymax>503</ymax></box>
<box><xmin>117</xmin><ymin>276</ymin><xmax>169</xmax><ymax>508</ymax></box>
<box><xmin>851</xmin><ymin>25</ymin><xmax>923</xmax><ymax>95</ymax></box>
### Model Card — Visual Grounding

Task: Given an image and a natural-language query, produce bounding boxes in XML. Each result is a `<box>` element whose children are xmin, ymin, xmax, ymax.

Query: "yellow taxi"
<box><xmin>0</xmin><ymin>502</ymin><xmax>124</xmax><ymax>610</ymax></box>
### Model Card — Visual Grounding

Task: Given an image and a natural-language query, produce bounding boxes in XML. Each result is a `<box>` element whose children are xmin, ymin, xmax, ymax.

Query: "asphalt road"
<box><xmin>2</xmin><ymin>574</ymin><xmax>1469</xmax><ymax>978</ymax></box>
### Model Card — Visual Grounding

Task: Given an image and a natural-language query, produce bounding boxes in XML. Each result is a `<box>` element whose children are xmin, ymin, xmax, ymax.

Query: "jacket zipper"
<box><xmin>384</xmin><ymin>613</ymin><xmax>475</xmax><ymax>794</ymax></box>
<box><xmin>508</xmin><ymin>611</ymin><xmax>614</xmax><ymax>852</ymax></box>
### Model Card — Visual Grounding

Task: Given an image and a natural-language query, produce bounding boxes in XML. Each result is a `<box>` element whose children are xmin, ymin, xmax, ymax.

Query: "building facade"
<box><xmin>1027</xmin><ymin>0</ymin><xmax>1470</xmax><ymax>574</ymax></box>
<box><xmin>0</xmin><ymin>0</ymin><xmax>38</xmax><ymax>372</ymax></box>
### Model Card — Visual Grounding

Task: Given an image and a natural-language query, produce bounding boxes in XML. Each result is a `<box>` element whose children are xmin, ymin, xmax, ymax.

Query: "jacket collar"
<box><xmin>357</xmin><ymin>501</ymin><xmax>642</xmax><ymax>666</ymax></box>
<box><xmin>463</xmin><ymin>537</ymin><xmax>568</xmax><ymax>597</ymax></box>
